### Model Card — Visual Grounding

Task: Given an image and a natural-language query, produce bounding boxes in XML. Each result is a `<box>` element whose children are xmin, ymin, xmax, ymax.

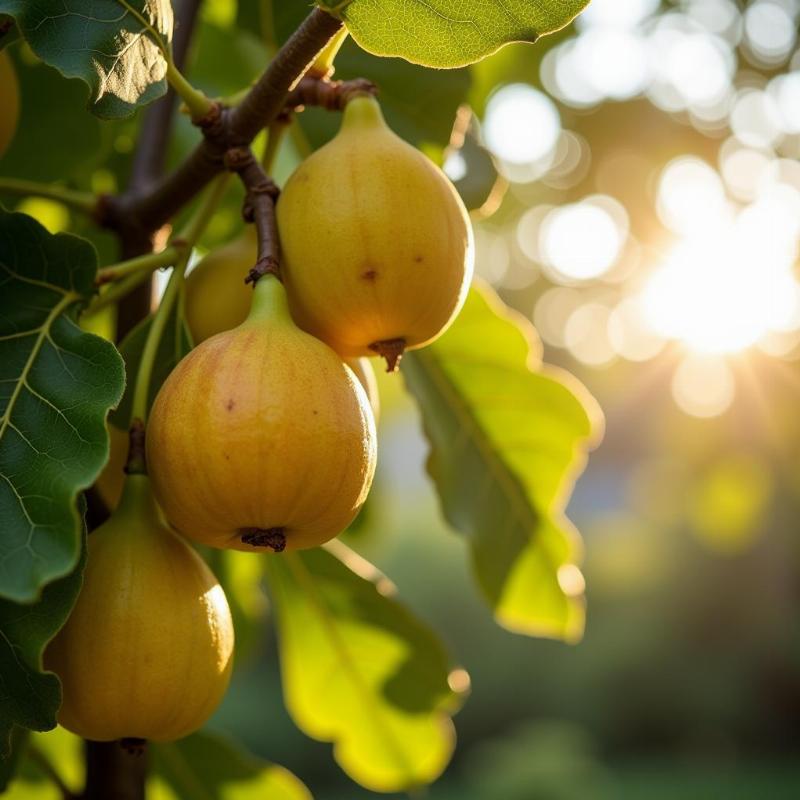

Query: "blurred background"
<box><xmin>210</xmin><ymin>0</ymin><xmax>800</xmax><ymax>797</ymax></box>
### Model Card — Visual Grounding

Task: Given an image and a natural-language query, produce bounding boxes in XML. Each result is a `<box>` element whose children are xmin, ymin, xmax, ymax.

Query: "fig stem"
<box><xmin>241</xmin><ymin>527</ymin><xmax>287</xmax><ymax>552</ymax></box>
<box><xmin>225</xmin><ymin>147</ymin><xmax>282</xmax><ymax>286</ymax></box>
<box><xmin>130</xmin><ymin>175</ymin><xmax>230</xmax><ymax>426</ymax></box>
<box><xmin>369</xmin><ymin>339</ymin><xmax>407</xmax><ymax>373</ymax></box>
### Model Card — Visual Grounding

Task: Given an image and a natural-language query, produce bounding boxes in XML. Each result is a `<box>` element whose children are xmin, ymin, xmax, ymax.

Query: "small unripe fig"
<box><xmin>276</xmin><ymin>94</ymin><xmax>474</xmax><ymax>370</ymax></box>
<box><xmin>185</xmin><ymin>228</ymin><xmax>256</xmax><ymax>345</ymax></box>
<box><xmin>147</xmin><ymin>275</ymin><xmax>377</xmax><ymax>553</ymax></box>
<box><xmin>184</xmin><ymin>231</ymin><xmax>380</xmax><ymax>421</ymax></box>
<box><xmin>45</xmin><ymin>475</ymin><xmax>234</xmax><ymax>742</ymax></box>
<box><xmin>0</xmin><ymin>50</ymin><xmax>20</xmax><ymax>158</ymax></box>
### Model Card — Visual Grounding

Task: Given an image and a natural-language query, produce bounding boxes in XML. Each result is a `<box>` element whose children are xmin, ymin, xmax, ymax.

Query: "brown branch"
<box><xmin>225</xmin><ymin>148</ymin><xmax>281</xmax><ymax>284</ymax></box>
<box><xmin>284</xmin><ymin>76</ymin><xmax>377</xmax><ymax>112</ymax></box>
<box><xmin>111</xmin><ymin>8</ymin><xmax>343</xmax><ymax>235</ymax></box>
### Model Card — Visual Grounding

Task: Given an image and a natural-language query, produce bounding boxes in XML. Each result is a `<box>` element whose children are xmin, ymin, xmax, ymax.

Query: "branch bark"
<box><xmin>226</xmin><ymin>148</ymin><xmax>281</xmax><ymax>283</ymax></box>
<box><xmin>109</xmin><ymin>8</ymin><xmax>343</xmax><ymax>235</ymax></box>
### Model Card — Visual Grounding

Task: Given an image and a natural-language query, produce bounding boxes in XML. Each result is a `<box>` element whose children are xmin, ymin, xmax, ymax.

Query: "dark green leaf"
<box><xmin>264</xmin><ymin>543</ymin><xmax>466</xmax><ymax>792</ymax></box>
<box><xmin>0</xmin><ymin>53</ymin><xmax>105</xmax><ymax>183</ymax></box>
<box><xmin>153</xmin><ymin>730</ymin><xmax>311</xmax><ymax>800</ymax></box>
<box><xmin>110</xmin><ymin>299</ymin><xmax>192</xmax><ymax>429</ymax></box>
<box><xmin>319</xmin><ymin>0</ymin><xmax>591</xmax><ymax>68</ymax></box>
<box><xmin>0</xmin><ymin>1</ymin><xmax>173</xmax><ymax>118</ymax></box>
<box><xmin>0</xmin><ymin>209</ymin><xmax>125</xmax><ymax>602</ymax></box>
<box><xmin>402</xmin><ymin>282</ymin><xmax>603</xmax><ymax>642</ymax></box>
<box><xmin>0</xmin><ymin>727</ymin><xmax>27</xmax><ymax>790</ymax></box>
<box><xmin>0</xmin><ymin>544</ymin><xmax>85</xmax><ymax>756</ymax></box>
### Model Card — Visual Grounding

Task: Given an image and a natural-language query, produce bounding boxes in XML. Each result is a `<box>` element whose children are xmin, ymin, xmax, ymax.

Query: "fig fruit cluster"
<box><xmin>50</xmin><ymin>92</ymin><xmax>471</xmax><ymax>745</ymax></box>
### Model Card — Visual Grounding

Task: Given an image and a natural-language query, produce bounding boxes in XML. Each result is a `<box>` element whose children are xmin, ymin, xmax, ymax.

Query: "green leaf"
<box><xmin>0</xmin><ymin>544</ymin><xmax>85</xmax><ymax>756</ymax></box>
<box><xmin>402</xmin><ymin>281</ymin><xmax>603</xmax><ymax>642</ymax></box>
<box><xmin>0</xmin><ymin>209</ymin><xmax>125</xmax><ymax>602</ymax></box>
<box><xmin>0</xmin><ymin>728</ymin><xmax>28</xmax><ymax>790</ymax></box>
<box><xmin>152</xmin><ymin>730</ymin><xmax>311</xmax><ymax>800</ymax></box>
<box><xmin>273</xmin><ymin>5</ymin><xmax>471</xmax><ymax>151</ymax></box>
<box><xmin>265</xmin><ymin>543</ymin><xmax>465</xmax><ymax>793</ymax></box>
<box><xmin>110</xmin><ymin>300</ymin><xmax>192</xmax><ymax>429</ymax></box>
<box><xmin>321</xmin><ymin>0</ymin><xmax>591</xmax><ymax>68</ymax></box>
<box><xmin>0</xmin><ymin>1</ymin><xmax>173</xmax><ymax>118</ymax></box>
<box><xmin>0</xmin><ymin>53</ymin><xmax>105</xmax><ymax>183</ymax></box>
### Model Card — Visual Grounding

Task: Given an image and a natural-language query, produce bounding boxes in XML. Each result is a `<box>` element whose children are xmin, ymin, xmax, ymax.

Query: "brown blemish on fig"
<box><xmin>226</xmin><ymin>399</ymin><xmax>235</xmax><ymax>411</ymax></box>
<box><xmin>414</xmin><ymin>255</ymin><xmax>424</xmax><ymax>263</ymax></box>
<box><xmin>361</xmin><ymin>268</ymin><xmax>378</xmax><ymax>281</ymax></box>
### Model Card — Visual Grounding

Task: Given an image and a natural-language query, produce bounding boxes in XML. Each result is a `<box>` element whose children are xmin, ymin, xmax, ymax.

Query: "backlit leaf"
<box><xmin>403</xmin><ymin>281</ymin><xmax>602</xmax><ymax>642</ymax></box>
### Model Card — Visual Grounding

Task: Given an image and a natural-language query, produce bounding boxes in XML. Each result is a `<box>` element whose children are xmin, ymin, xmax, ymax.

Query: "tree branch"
<box><xmin>111</xmin><ymin>8</ymin><xmax>343</xmax><ymax>235</ymax></box>
<box><xmin>284</xmin><ymin>76</ymin><xmax>377</xmax><ymax>112</ymax></box>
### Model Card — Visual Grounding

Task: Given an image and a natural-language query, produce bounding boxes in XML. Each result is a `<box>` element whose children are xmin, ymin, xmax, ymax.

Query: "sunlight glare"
<box><xmin>483</xmin><ymin>84</ymin><xmax>561</xmax><ymax>165</ymax></box>
<box><xmin>539</xmin><ymin>197</ymin><xmax>627</xmax><ymax>281</ymax></box>
<box><xmin>671</xmin><ymin>355</ymin><xmax>735</xmax><ymax>417</ymax></box>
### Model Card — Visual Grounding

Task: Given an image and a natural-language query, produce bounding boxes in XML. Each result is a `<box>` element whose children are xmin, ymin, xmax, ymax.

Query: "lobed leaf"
<box><xmin>320</xmin><ymin>0</ymin><xmax>591</xmax><ymax>69</ymax></box>
<box><xmin>0</xmin><ymin>1</ymin><xmax>173</xmax><ymax>118</ymax></box>
<box><xmin>0</xmin><ymin>545</ymin><xmax>85</xmax><ymax>757</ymax></box>
<box><xmin>265</xmin><ymin>543</ymin><xmax>466</xmax><ymax>792</ymax></box>
<box><xmin>152</xmin><ymin>730</ymin><xmax>311</xmax><ymax>800</ymax></box>
<box><xmin>0</xmin><ymin>209</ymin><xmax>125</xmax><ymax>603</ymax></box>
<box><xmin>402</xmin><ymin>281</ymin><xmax>603</xmax><ymax>642</ymax></box>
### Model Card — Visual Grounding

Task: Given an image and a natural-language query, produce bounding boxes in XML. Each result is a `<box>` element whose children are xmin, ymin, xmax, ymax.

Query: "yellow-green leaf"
<box><xmin>403</xmin><ymin>281</ymin><xmax>603</xmax><ymax>642</ymax></box>
<box><xmin>265</xmin><ymin>543</ymin><xmax>466</xmax><ymax>792</ymax></box>
<box><xmin>322</xmin><ymin>0</ymin><xmax>591</xmax><ymax>68</ymax></box>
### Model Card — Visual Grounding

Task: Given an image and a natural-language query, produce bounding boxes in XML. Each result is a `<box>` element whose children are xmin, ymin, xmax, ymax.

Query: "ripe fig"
<box><xmin>0</xmin><ymin>50</ymin><xmax>19</xmax><ymax>158</ymax></box>
<box><xmin>45</xmin><ymin>474</ymin><xmax>234</xmax><ymax>742</ymax></box>
<box><xmin>146</xmin><ymin>275</ymin><xmax>377</xmax><ymax>553</ymax></box>
<box><xmin>184</xmin><ymin>232</ymin><xmax>380</xmax><ymax>421</ymax></box>
<box><xmin>276</xmin><ymin>94</ymin><xmax>474</xmax><ymax>370</ymax></box>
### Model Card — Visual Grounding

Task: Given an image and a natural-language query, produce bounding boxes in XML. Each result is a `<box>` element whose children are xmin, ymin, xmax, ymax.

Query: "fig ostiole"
<box><xmin>146</xmin><ymin>274</ymin><xmax>377</xmax><ymax>553</ymax></box>
<box><xmin>276</xmin><ymin>94</ymin><xmax>474</xmax><ymax>370</ymax></box>
<box><xmin>45</xmin><ymin>474</ymin><xmax>234</xmax><ymax>742</ymax></box>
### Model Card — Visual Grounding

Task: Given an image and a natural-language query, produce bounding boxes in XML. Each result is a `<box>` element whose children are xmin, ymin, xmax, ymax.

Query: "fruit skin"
<box><xmin>185</xmin><ymin>227</ymin><xmax>257</xmax><ymax>345</ymax></box>
<box><xmin>276</xmin><ymin>94</ymin><xmax>474</xmax><ymax>361</ymax></box>
<box><xmin>0</xmin><ymin>50</ymin><xmax>19</xmax><ymax>158</ymax></box>
<box><xmin>184</xmin><ymin>233</ymin><xmax>380</xmax><ymax>421</ymax></box>
<box><xmin>45</xmin><ymin>475</ymin><xmax>234</xmax><ymax>742</ymax></box>
<box><xmin>146</xmin><ymin>276</ymin><xmax>377</xmax><ymax>552</ymax></box>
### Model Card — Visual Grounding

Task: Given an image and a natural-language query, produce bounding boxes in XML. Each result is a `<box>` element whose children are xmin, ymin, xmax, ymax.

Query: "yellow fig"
<box><xmin>45</xmin><ymin>474</ymin><xmax>234</xmax><ymax>742</ymax></box>
<box><xmin>184</xmin><ymin>236</ymin><xmax>380</xmax><ymax>422</ymax></box>
<box><xmin>276</xmin><ymin>94</ymin><xmax>474</xmax><ymax>369</ymax></box>
<box><xmin>0</xmin><ymin>50</ymin><xmax>18</xmax><ymax>158</ymax></box>
<box><xmin>147</xmin><ymin>275</ymin><xmax>377</xmax><ymax>553</ymax></box>
<box><xmin>185</xmin><ymin>227</ymin><xmax>257</xmax><ymax>345</ymax></box>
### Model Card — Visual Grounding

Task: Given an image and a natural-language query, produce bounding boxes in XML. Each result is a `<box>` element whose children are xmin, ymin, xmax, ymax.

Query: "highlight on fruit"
<box><xmin>45</xmin><ymin>472</ymin><xmax>234</xmax><ymax>743</ymax></box>
<box><xmin>147</xmin><ymin>274</ymin><xmax>377</xmax><ymax>554</ymax></box>
<box><xmin>277</xmin><ymin>93</ymin><xmax>474</xmax><ymax>371</ymax></box>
